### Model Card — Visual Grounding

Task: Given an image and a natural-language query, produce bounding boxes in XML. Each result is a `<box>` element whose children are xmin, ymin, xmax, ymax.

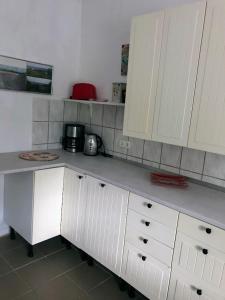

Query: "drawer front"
<box><xmin>122</xmin><ymin>243</ymin><xmax>170</xmax><ymax>300</ymax></box>
<box><xmin>129</xmin><ymin>193</ymin><xmax>178</xmax><ymax>230</ymax></box>
<box><xmin>168</xmin><ymin>271</ymin><xmax>225</xmax><ymax>300</ymax></box>
<box><xmin>173</xmin><ymin>233</ymin><xmax>225</xmax><ymax>294</ymax></box>
<box><xmin>126</xmin><ymin>227</ymin><xmax>173</xmax><ymax>267</ymax></box>
<box><xmin>127</xmin><ymin>209</ymin><xmax>176</xmax><ymax>248</ymax></box>
<box><xmin>178</xmin><ymin>213</ymin><xmax>225</xmax><ymax>253</ymax></box>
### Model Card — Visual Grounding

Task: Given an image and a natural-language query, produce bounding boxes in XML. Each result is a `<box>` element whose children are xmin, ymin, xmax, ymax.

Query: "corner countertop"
<box><xmin>0</xmin><ymin>150</ymin><xmax>225</xmax><ymax>230</ymax></box>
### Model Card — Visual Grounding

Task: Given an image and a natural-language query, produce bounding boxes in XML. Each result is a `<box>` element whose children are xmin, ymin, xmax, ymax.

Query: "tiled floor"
<box><xmin>0</xmin><ymin>235</ymin><xmax>147</xmax><ymax>300</ymax></box>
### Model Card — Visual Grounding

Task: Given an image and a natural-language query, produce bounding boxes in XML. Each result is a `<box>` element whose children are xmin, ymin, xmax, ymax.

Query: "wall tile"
<box><xmin>128</xmin><ymin>138</ymin><xmax>144</xmax><ymax>158</ymax></box>
<box><xmin>161</xmin><ymin>144</ymin><xmax>182</xmax><ymax>168</ymax></box>
<box><xmin>102</xmin><ymin>127</ymin><xmax>115</xmax><ymax>151</ymax></box>
<box><xmin>114</xmin><ymin>130</ymin><xmax>128</xmax><ymax>155</ymax></box>
<box><xmin>127</xmin><ymin>156</ymin><xmax>142</xmax><ymax>163</ymax></box>
<box><xmin>32</xmin><ymin>144</ymin><xmax>48</xmax><ymax>151</ymax></box>
<box><xmin>90</xmin><ymin>125</ymin><xmax>103</xmax><ymax>137</ymax></box>
<box><xmin>202</xmin><ymin>175</ymin><xmax>225</xmax><ymax>188</ymax></box>
<box><xmin>47</xmin><ymin>143</ymin><xmax>62</xmax><ymax>150</ymax></box>
<box><xmin>115</xmin><ymin>107</ymin><xmax>124</xmax><ymax>130</ymax></box>
<box><xmin>32</xmin><ymin>122</ymin><xmax>48</xmax><ymax>144</ymax></box>
<box><xmin>79</xmin><ymin>104</ymin><xmax>91</xmax><ymax>124</ymax></box>
<box><xmin>48</xmin><ymin>122</ymin><xmax>63</xmax><ymax>144</ymax></box>
<box><xmin>143</xmin><ymin>141</ymin><xmax>162</xmax><ymax>163</ymax></box>
<box><xmin>181</xmin><ymin>148</ymin><xmax>205</xmax><ymax>174</ymax></box>
<box><xmin>91</xmin><ymin>105</ymin><xmax>103</xmax><ymax>126</ymax></box>
<box><xmin>204</xmin><ymin>152</ymin><xmax>225</xmax><ymax>180</ymax></box>
<box><xmin>113</xmin><ymin>152</ymin><xmax>127</xmax><ymax>159</ymax></box>
<box><xmin>103</xmin><ymin>106</ymin><xmax>116</xmax><ymax>128</ymax></box>
<box><xmin>49</xmin><ymin>100</ymin><xmax>64</xmax><ymax>121</ymax></box>
<box><xmin>64</xmin><ymin>102</ymin><xmax>78</xmax><ymax>122</ymax></box>
<box><xmin>180</xmin><ymin>169</ymin><xmax>202</xmax><ymax>180</ymax></box>
<box><xmin>143</xmin><ymin>160</ymin><xmax>160</xmax><ymax>169</ymax></box>
<box><xmin>32</xmin><ymin>99</ymin><xmax>49</xmax><ymax>122</ymax></box>
<box><xmin>160</xmin><ymin>164</ymin><xmax>180</xmax><ymax>174</ymax></box>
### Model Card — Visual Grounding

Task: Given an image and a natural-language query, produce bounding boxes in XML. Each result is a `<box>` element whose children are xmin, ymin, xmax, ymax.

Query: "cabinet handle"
<box><xmin>100</xmin><ymin>183</ymin><xmax>105</xmax><ymax>188</ymax></box>
<box><xmin>78</xmin><ymin>175</ymin><xmax>83</xmax><ymax>180</ymax></box>
<box><xmin>202</xmin><ymin>248</ymin><xmax>208</xmax><ymax>255</ymax></box>
<box><xmin>146</xmin><ymin>203</ymin><xmax>152</xmax><ymax>208</ymax></box>
<box><xmin>143</xmin><ymin>239</ymin><xmax>148</xmax><ymax>244</ymax></box>
<box><xmin>141</xmin><ymin>256</ymin><xmax>147</xmax><ymax>261</ymax></box>
<box><xmin>205</xmin><ymin>228</ymin><xmax>212</xmax><ymax>234</ymax></box>
<box><xmin>145</xmin><ymin>221</ymin><xmax>150</xmax><ymax>227</ymax></box>
<box><xmin>196</xmin><ymin>289</ymin><xmax>202</xmax><ymax>296</ymax></box>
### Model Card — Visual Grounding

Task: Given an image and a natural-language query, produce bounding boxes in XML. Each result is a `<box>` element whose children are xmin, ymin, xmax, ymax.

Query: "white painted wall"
<box><xmin>0</xmin><ymin>0</ymin><xmax>82</xmax><ymax>235</ymax></box>
<box><xmin>79</xmin><ymin>0</ymin><xmax>199</xmax><ymax>100</ymax></box>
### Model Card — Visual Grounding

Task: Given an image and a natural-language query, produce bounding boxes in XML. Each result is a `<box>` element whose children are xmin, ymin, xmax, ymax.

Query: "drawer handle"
<box><xmin>143</xmin><ymin>239</ymin><xmax>148</xmax><ymax>244</ymax></box>
<box><xmin>100</xmin><ymin>183</ymin><xmax>106</xmax><ymax>188</ymax></box>
<box><xmin>145</xmin><ymin>202</ymin><xmax>152</xmax><ymax>209</ymax></box>
<box><xmin>205</xmin><ymin>228</ymin><xmax>212</xmax><ymax>234</ymax></box>
<box><xmin>141</xmin><ymin>256</ymin><xmax>147</xmax><ymax>261</ymax></box>
<box><xmin>78</xmin><ymin>175</ymin><xmax>83</xmax><ymax>180</ymax></box>
<box><xmin>196</xmin><ymin>289</ymin><xmax>202</xmax><ymax>296</ymax></box>
<box><xmin>202</xmin><ymin>248</ymin><xmax>208</xmax><ymax>255</ymax></box>
<box><xmin>145</xmin><ymin>221</ymin><xmax>150</xmax><ymax>227</ymax></box>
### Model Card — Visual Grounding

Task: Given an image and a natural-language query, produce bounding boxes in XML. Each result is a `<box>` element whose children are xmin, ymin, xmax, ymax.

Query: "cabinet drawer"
<box><xmin>178</xmin><ymin>213</ymin><xmax>225</xmax><ymax>253</ymax></box>
<box><xmin>122</xmin><ymin>243</ymin><xmax>170</xmax><ymax>300</ymax></box>
<box><xmin>127</xmin><ymin>209</ymin><xmax>176</xmax><ymax>248</ymax></box>
<box><xmin>172</xmin><ymin>233</ymin><xmax>225</xmax><ymax>295</ymax></box>
<box><xmin>168</xmin><ymin>271</ymin><xmax>225</xmax><ymax>300</ymax></box>
<box><xmin>129</xmin><ymin>193</ymin><xmax>178</xmax><ymax>230</ymax></box>
<box><xmin>126</xmin><ymin>227</ymin><xmax>173</xmax><ymax>267</ymax></box>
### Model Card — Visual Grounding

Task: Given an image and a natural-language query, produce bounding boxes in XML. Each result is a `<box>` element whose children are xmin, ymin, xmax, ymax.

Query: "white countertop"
<box><xmin>1</xmin><ymin>150</ymin><xmax>225</xmax><ymax>230</ymax></box>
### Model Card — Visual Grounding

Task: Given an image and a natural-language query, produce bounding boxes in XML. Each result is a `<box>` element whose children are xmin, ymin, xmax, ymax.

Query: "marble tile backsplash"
<box><xmin>32</xmin><ymin>99</ymin><xmax>225</xmax><ymax>188</ymax></box>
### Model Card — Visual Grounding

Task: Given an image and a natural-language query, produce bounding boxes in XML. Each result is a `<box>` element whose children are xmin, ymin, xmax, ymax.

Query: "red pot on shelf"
<box><xmin>70</xmin><ymin>83</ymin><xmax>97</xmax><ymax>101</ymax></box>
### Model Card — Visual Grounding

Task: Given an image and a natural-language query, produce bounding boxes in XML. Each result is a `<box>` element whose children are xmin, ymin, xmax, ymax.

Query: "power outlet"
<box><xmin>119</xmin><ymin>140</ymin><xmax>131</xmax><ymax>149</ymax></box>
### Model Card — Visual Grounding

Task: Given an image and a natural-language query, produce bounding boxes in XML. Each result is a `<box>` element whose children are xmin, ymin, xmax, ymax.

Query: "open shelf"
<box><xmin>64</xmin><ymin>99</ymin><xmax>125</xmax><ymax>107</ymax></box>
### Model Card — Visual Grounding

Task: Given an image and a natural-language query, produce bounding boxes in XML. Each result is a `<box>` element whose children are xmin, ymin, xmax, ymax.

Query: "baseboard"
<box><xmin>0</xmin><ymin>223</ymin><xmax>9</xmax><ymax>237</ymax></box>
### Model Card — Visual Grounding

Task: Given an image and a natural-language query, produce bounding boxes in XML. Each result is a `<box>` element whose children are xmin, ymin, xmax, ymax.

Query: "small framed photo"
<box><xmin>112</xmin><ymin>83</ymin><xmax>126</xmax><ymax>103</ymax></box>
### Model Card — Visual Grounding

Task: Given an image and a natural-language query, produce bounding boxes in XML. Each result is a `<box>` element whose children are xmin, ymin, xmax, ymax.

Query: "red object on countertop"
<box><xmin>150</xmin><ymin>172</ymin><xmax>188</xmax><ymax>188</ymax></box>
<box><xmin>70</xmin><ymin>83</ymin><xmax>97</xmax><ymax>100</ymax></box>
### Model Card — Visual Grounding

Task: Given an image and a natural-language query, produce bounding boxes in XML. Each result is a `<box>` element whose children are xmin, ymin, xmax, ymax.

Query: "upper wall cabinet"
<box><xmin>152</xmin><ymin>1</ymin><xmax>206</xmax><ymax>146</ymax></box>
<box><xmin>123</xmin><ymin>12</ymin><xmax>164</xmax><ymax>140</ymax></box>
<box><xmin>124</xmin><ymin>1</ymin><xmax>206</xmax><ymax>145</ymax></box>
<box><xmin>188</xmin><ymin>0</ymin><xmax>225</xmax><ymax>155</ymax></box>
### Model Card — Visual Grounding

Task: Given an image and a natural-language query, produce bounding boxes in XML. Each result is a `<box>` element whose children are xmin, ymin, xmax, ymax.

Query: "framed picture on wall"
<box><xmin>0</xmin><ymin>55</ymin><xmax>53</xmax><ymax>95</ymax></box>
<box><xmin>121</xmin><ymin>44</ymin><xmax>129</xmax><ymax>76</ymax></box>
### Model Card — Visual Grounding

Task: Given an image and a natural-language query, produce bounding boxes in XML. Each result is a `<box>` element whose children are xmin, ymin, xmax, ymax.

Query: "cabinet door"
<box><xmin>152</xmin><ymin>1</ymin><xmax>206</xmax><ymax>146</ymax></box>
<box><xmin>172</xmin><ymin>233</ymin><xmax>225</xmax><ymax>295</ymax></box>
<box><xmin>61</xmin><ymin>169</ymin><xmax>86</xmax><ymax>248</ymax></box>
<box><xmin>32</xmin><ymin>168</ymin><xmax>64</xmax><ymax>244</ymax></box>
<box><xmin>168</xmin><ymin>272</ymin><xmax>225</xmax><ymax>300</ymax></box>
<box><xmin>189</xmin><ymin>0</ymin><xmax>225</xmax><ymax>154</ymax></box>
<box><xmin>122</xmin><ymin>243</ymin><xmax>170</xmax><ymax>300</ymax></box>
<box><xmin>123</xmin><ymin>12</ymin><xmax>164</xmax><ymax>140</ymax></box>
<box><xmin>83</xmin><ymin>177</ymin><xmax>129</xmax><ymax>276</ymax></box>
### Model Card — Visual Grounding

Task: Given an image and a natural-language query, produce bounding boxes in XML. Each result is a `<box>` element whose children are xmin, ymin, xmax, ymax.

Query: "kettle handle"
<box><xmin>96</xmin><ymin>135</ymin><xmax>103</xmax><ymax>150</ymax></box>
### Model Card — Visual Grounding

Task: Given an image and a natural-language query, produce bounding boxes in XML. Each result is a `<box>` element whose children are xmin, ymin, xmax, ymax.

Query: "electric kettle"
<box><xmin>83</xmin><ymin>134</ymin><xmax>103</xmax><ymax>156</ymax></box>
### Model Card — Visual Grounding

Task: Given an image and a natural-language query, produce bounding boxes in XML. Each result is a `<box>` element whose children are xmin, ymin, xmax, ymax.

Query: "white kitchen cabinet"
<box><xmin>168</xmin><ymin>272</ymin><xmax>225</xmax><ymax>300</ymax></box>
<box><xmin>122</xmin><ymin>243</ymin><xmax>170</xmax><ymax>300</ymax></box>
<box><xmin>83</xmin><ymin>176</ymin><xmax>129</xmax><ymax>276</ymax></box>
<box><xmin>123</xmin><ymin>11</ymin><xmax>164</xmax><ymax>140</ymax></box>
<box><xmin>189</xmin><ymin>0</ymin><xmax>225</xmax><ymax>155</ymax></box>
<box><xmin>4</xmin><ymin>167</ymin><xmax>64</xmax><ymax>245</ymax></box>
<box><xmin>152</xmin><ymin>1</ymin><xmax>206</xmax><ymax>146</ymax></box>
<box><xmin>61</xmin><ymin>168</ymin><xmax>86</xmax><ymax>249</ymax></box>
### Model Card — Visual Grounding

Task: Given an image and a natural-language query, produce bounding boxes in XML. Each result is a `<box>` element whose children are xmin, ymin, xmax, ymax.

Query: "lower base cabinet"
<box><xmin>168</xmin><ymin>272</ymin><xmax>225</xmax><ymax>300</ymax></box>
<box><xmin>122</xmin><ymin>243</ymin><xmax>171</xmax><ymax>300</ymax></box>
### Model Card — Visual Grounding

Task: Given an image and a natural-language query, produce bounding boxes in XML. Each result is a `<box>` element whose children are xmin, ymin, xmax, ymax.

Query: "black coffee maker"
<box><xmin>63</xmin><ymin>124</ymin><xmax>85</xmax><ymax>153</ymax></box>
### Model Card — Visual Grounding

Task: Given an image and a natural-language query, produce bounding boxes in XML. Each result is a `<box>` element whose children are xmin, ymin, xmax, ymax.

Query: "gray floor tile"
<box><xmin>35</xmin><ymin>274</ymin><xmax>89</xmax><ymax>300</ymax></box>
<box><xmin>0</xmin><ymin>271</ymin><xmax>30</xmax><ymax>299</ymax></box>
<box><xmin>45</xmin><ymin>249</ymin><xmax>83</xmax><ymax>273</ymax></box>
<box><xmin>67</xmin><ymin>263</ymin><xmax>111</xmax><ymax>292</ymax></box>
<box><xmin>36</xmin><ymin>236</ymin><xmax>64</xmax><ymax>256</ymax></box>
<box><xmin>0</xmin><ymin>234</ymin><xmax>25</xmax><ymax>253</ymax></box>
<box><xmin>0</xmin><ymin>256</ymin><xmax>12</xmax><ymax>276</ymax></box>
<box><xmin>17</xmin><ymin>257</ymin><xmax>64</xmax><ymax>289</ymax></box>
<box><xmin>2</xmin><ymin>245</ymin><xmax>43</xmax><ymax>269</ymax></box>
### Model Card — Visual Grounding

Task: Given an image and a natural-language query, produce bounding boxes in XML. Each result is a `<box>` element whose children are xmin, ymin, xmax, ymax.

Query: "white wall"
<box><xmin>79</xmin><ymin>0</ymin><xmax>199</xmax><ymax>100</ymax></box>
<box><xmin>0</xmin><ymin>0</ymin><xmax>82</xmax><ymax>235</ymax></box>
